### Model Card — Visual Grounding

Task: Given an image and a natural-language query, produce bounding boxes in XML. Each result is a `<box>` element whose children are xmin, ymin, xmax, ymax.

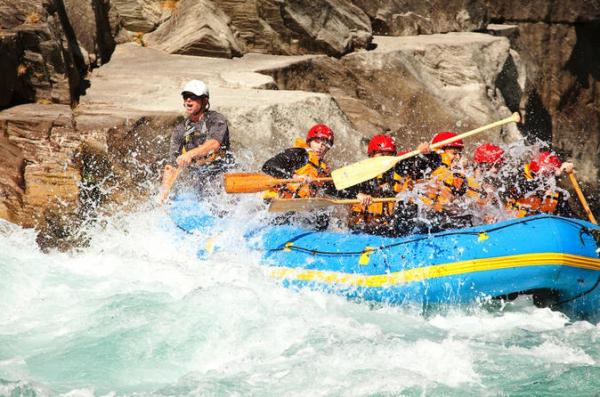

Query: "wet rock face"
<box><xmin>0</xmin><ymin>122</ymin><xmax>24</xmax><ymax>224</ymax></box>
<box><xmin>0</xmin><ymin>101</ymin><xmax>173</xmax><ymax>247</ymax></box>
<box><xmin>0</xmin><ymin>104</ymin><xmax>79</xmax><ymax>227</ymax></box>
<box><xmin>485</xmin><ymin>0</ymin><xmax>600</xmax><ymax>188</ymax></box>
<box><xmin>0</xmin><ymin>0</ymin><xmax>79</xmax><ymax>107</ymax></box>
<box><xmin>0</xmin><ymin>0</ymin><xmax>120</xmax><ymax>109</ymax></box>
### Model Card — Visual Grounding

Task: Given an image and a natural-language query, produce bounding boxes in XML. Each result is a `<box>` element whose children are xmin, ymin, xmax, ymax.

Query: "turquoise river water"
<box><xmin>2</xmin><ymin>200</ymin><xmax>600</xmax><ymax>397</ymax></box>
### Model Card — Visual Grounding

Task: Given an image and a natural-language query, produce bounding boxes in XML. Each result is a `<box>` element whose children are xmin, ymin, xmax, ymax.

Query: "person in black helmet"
<box><xmin>159</xmin><ymin>80</ymin><xmax>235</xmax><ymax>203</ymax></box>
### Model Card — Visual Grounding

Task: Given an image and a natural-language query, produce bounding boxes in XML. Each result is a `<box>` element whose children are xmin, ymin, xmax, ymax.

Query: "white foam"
<box><xmin>0</xmin><ymin>194</ymin><xmax>598</xmax><ymax>395</ymax></box>
<box><xmin>429</xmin><ymin>297</ymin><xmax>570</xmax><ymax>339</ymax></box>
<box><xmin>508</xmin><ymin>340</ymin><xmax>595</xmax><ymax>365</ymax></box>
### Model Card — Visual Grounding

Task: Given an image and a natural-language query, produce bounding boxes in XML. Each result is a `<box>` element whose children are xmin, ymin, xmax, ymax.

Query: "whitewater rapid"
<box><xmin>1</xmin><ymin>200</ymin><xmax>600</xmax><ymax>396</ymax></box>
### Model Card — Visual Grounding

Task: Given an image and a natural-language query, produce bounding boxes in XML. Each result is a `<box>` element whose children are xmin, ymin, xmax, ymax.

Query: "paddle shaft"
<box><xmin>270</xmin><ymin>177</ymin><xmax>332</xmax><ymax>185</ymax></box>
<box><xmin>567</xmin><ymin>171</ymin><xmax>597</xmax><ymax>224</ymax></box>
<box><xmin>268</xmin><ymin>197</ymin><xmax>398</xmax><ymax>212</ymax></box>
<box><xmin>324</xmin><ymin>197</ymin><xmax>398</xmax><ymax>205</ymax></box>
<box><xmin>331</xmin><ymin>112</ymin><xmax>521</xmax><ymax>190</ymax></box>
<box><xmin>224</xmin><ymin>172</ymin><xmax>332</xmax><ymax>193</ymax></box>
<box><xmin>396</xmin><ymin>112</ymin><xmax>522</xmax><ymax>164</ymax></box>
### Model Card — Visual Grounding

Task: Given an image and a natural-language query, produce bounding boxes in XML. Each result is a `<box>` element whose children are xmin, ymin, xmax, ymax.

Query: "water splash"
<box><xmin>1</xmin><ymin>189</ymin><xmax>599</xmax><ymax>396</ymax></box>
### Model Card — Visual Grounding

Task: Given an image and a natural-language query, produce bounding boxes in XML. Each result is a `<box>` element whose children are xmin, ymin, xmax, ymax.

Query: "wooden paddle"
<box><xmin>567</xmin><ymin>171</ymin><xmax>597</xmax><ymax>224</ymax></box>
<box><xmin>157</xmin><ymin>167</ymin><xmax>181</xmax><ymax>205</ymax></box>
<box><xmin>331</xmin><ymin>112</ymin><xmax>522</xmax><ymax>190</ymax></box>
<box><xmin>268</xmin><ymin>197</ymin><xmax>398</xmax><ymax>212</ymax></box>
<box><xmin>224</xmin><ymin>172</ymin><xmax>332</xmax><ymax>193</ymax></box>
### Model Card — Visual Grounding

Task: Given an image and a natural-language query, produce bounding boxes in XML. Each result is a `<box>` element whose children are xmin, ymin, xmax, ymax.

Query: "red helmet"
<box><xmin>306</xmin><ymin>124</ymin><xmax>334</xmax><ymax>145</ymax></box>
<box><xmin>431</xmin><ymin>131</ymin><xmax>464</xmax><ymax>149</ymax></box>
<box><xmin>529</xmin><ymin>151</ymin><xmax>562</xmax><ymax>173</ymax></box>
<box><xmin>367</xmin><ymin>134</ymin><xmax>397</xmax><ymax>156</ymax></box>
<box><xmin>474</xmin><ymin>143</ymin><xmax>504</xmax><ymax>164</ymax></box>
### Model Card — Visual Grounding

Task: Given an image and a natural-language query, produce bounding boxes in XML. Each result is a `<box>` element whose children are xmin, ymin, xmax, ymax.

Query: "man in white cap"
<box><xmin>159</xmin><ymin>80</ymin><xmax>234</xmax><ymax>203</ymax></box>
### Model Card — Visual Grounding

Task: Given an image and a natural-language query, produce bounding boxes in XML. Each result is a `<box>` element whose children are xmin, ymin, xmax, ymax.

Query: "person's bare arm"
<box><xmin>176</xmin><ymin>139</ymin><xmax>221</xmax><ymax>167</ymax></box>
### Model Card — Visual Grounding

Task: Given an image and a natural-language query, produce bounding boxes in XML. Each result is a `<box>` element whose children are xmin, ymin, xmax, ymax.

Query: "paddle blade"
<box><xmin>268</xmin><ymin>197</ymin><xmax>398</xmax><ymax>212</ymax></box>
<box><xmin>224</xmin><ymin>173</ymin><xmax>282</xmax><ymax>193</ymax></box>
<box><xmin>332</xmin><ymin>156</ymin><xmax>400</xmax><ymax>190</ymax></box>
<box><xmin>268</xmin><ymin>198</ymin><xmax>335</xmax><ymax>212</ymax></box>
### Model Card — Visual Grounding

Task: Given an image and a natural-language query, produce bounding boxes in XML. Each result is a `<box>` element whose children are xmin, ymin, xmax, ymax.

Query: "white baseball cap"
<box><xmin>181</xmin><ymin>80</ymin><xmax>209</xmax><ymax>97</ymax></box>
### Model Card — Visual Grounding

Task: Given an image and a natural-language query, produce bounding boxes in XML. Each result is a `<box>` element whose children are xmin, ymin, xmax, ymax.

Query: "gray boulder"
<box><xmin>351</xmin><ymin>0</ymin><xmax>488</xmax><ymax>36</ymax></box>
<box><xmin>144</xmin><ymin>0</ymin><xmax>242</xmax><ymax>58</ymax></box>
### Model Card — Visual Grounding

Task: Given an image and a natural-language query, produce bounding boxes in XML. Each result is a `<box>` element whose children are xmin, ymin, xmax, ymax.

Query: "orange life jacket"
<box><xmin>394</xmin><ymin>175</ymin><xmax>414</xmax><ymax>194</ymax></box>
<box><xmin>465</xmin><ymin>176</ymin><xmax>488</xmax><ymax>206</ymax></box>
<box><xmin>265</xmin><ymin>139</ymin><xmax>330</xmax><ymax>199</ymax></box>
<box><xmin>420</xmin><ymin>164</ymin><xmax>467</xmax><ymax>212</ymax></box>
<box><xmin>349</xmin><ymin>171</ymin><xmax>403</xmax><ymax>229</ymax></box>
<box><xmin>505</xmin><ymin>164</ymin><xmax>561</xmax><ymax>217</ymax></box>
<box><xmin>507</xmin><ymin>193</ymin><xmax>560</xmax><ymax>217</ymax></box>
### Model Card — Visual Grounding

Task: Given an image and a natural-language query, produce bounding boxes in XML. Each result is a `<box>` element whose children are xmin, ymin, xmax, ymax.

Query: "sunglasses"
<box><xmin>310</xmin><ymin>138</ymin><xmax>333</xmax><ymax>147</ymax></box>
<box><xmin>182</xmin><ymin>92</ymin><xmax>204</xmax><ymax>101</ymax></box>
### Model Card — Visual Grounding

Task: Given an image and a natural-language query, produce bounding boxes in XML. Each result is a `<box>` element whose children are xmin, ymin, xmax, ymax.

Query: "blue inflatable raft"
<box><xmin>169</xmin><ymin>194</ymin><xmax>600</xmax><ymax>320</ymax></box>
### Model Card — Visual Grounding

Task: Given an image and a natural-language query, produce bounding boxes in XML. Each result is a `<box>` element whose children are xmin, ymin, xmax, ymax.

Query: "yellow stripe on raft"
<box><xmin>267</xmin><ymin>253</ymin><xmax>600</xmax><ymax>288</ymax></box>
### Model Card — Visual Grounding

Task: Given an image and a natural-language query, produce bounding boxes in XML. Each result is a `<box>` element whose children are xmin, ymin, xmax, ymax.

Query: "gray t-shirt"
<box><xmin>168</xmin><ymin>110</ymin><xmax>231</xmax><ymax>165</ymax></box>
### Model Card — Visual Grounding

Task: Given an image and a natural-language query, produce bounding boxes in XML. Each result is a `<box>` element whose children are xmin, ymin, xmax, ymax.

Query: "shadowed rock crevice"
<box><xmin>0</xmin><ymin>0</ymin><xmax>84</xmax><ymax>108</ymax></box>
<box><xmin>559</xmin><ymin>22</ymin><xmax>600</xmax><ymax>111</ymax></box>
<box><xmin>553</xmin><ymin>22</ymin><xmax>600</xmax><ymax>189</ymax></box>
<box><xmin>0</xmin><ymin>34</ymin><xmax>21</xmax><ymax>108</ymax></box>
<box><xmin>51</xmin><ymin>0</ymin><xmax>86</xmax><ymax>104</ymax></box>
<box><xmin>495</xmin><ymin>53</ymin><xmax>522</xmax><ymax>112</ymax></box>
<box><xmin>521</xmin><ymin>89</ymin><xmax>553</xmax><ymax>144</ymax></box>
<box><xmin>91</xmin><ymin>0</ymin><xmax>116</xmax><ymax>65</ymax></box>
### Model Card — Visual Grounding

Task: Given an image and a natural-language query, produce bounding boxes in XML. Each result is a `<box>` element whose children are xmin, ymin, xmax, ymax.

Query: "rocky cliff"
<box><xmin>1</xmin><ymin>0</ymin><xmax>598</xmax><ymax>248</ymax></box>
